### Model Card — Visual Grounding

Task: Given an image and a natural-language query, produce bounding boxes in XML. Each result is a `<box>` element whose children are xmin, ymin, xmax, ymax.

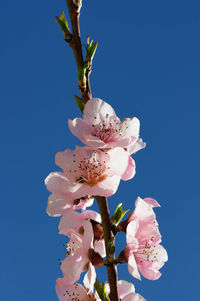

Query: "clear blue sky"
<box><xmin>1</xmin><ymin>0</ymin><xmax>199</xmax><ymax>300</ymax></box>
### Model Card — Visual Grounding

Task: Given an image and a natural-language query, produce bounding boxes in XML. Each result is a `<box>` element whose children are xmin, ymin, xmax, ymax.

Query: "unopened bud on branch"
<box><xmin>56</xmin><ymin>11</ymin><xmax>72</xmax><ymax>42</ymax></box>
<box><xmin>73</xmin><ymin>0</ymin><xmax>82</xmax><ymax>13</ymax></box>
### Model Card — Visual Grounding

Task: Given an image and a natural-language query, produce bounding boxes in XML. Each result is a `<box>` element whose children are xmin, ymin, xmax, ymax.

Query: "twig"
<box><xmin>65</xmin><ymin>0</ymin><xmax>92</xmax><ymax>102</ymax></box>
<box><xmin>96</xmin><ymin>196</ymin><xmax>119</xmax><ymax>301</ymax></box>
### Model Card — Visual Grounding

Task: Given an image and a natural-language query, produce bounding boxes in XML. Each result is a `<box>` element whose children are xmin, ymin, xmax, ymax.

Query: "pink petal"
<box><xmin>121</xmin><ymin>157</ymin><xmax>136</xmax><ymax>181</ymax></box>
<box><xmin>138</xmin><ymin>245</ymin><xmax>168</xmax><ymax>280</ymax></box>
<box><xmin>79</xmin><ymin>133</ymin><xmax>106</xmax><ymax>148</ymax></box>
<box><xmin>128</xmin><ymin>254</ymin><xmax>141</xmax><ymax>280</ymax></box>
<box><xmin>126</xmin><ymin>221</ymin><xmax>139</xmax><ymax>252</ymax></box>
<box><xmin>59</xmin><ymin>209</ymin><xmax>100</xmax><ymax>236</ymax></box>
<box><xmin>123</xmin><ymin>293</ymin><xmax>146</xmax><ymax>301</ymax></box>
<box><xmin>61</xmin><ymin>249</ymin><xmax>88</xmax><ymax>284</ymax></box>
<box><xmin>105</xmin><ymin>137</ymin><xmax>131</xmax><ymax>148</ymax></box>
<box><xmin>83</xmin><ymin>98</ymin><xmax>116</xmax><ymax>125</ymax></box>
<box><xmin>81</xmin><ymin>210</ymin><xmax>101</xmax><ymax>223</ymax></box>
<box><xmin>68</xmin><ymin>118</ymin><xmax>92</xmax><ymax>142</ymax></box>
<box><xmin>59</xmin><ymin>210</ymin><xmax>84</xmax><ymax>235</ymax></box>
<box><xmin>83</xmin><ymin>263</ymin><xmax>96</xmax><ymax>293</ymax></box>
<box><xmin>94</xmin><ymin>239</ymin><xmax>106</xmax><ymax>257</ymax></box>
<box><xmin>143</xmin><ymin>197</ymin><xmax>160</xmax><ymax>208</ymax></box>
<box><xmin>82</xmin><ymin>220</ymin><xmax>94</xmax><ymax>249</ymax></box>
<box><xmin>91</xmin><ymin>175</ymin><xmax>121</xmax><ymax>197</ymax></box>
<box><xmin>46</xmin><ymin>194</ymin><xmax>72</xmax><ymax>217</ymax></box>
<box><xmin>117</xmin><ymin>280</ymin><xmax>135</xmax><ymax>298</ymax></box>
<box><xmin>121</xmin><ymin>117</ymin><xmax>140</xmax><ymax>138</ymax></box>
<box><xmin>127</xmin><ymin>138</ymin><xmax>146</xmax><ymax>155</ymax></box>
<box><xmin>139</xmin><ymin>265</ymin><xmax>162</xmax><ymax>280</ymax></box>
<box><xmin>56</xmin><ymin>278</ymin><xmax>90</xmax><ymax>301</ymax></box>
<box><xmin>55</xmin><ymin>149</ymin><xmax>76</xmax><ymax>173</ymax></box>
<box><xmin>108</xmin><ymin>147</ymin><xmax>129</xmax><ymax>176</ymax></box>
<box><xmin>132</xmin><ymin>197</ymin><xmax>157</xmax><ymax>222</ymax></box>
<box><xmin>45</xmin><ymin>172</ymin><xmax>81</xmax><ymax>199</ymax></box>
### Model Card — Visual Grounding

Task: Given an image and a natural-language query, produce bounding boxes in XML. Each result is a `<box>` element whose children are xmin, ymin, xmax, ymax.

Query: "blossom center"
<box><xmin>92</xmin><ymin>114</ymin><xmax>128</xmax><ymax>143</ymax></box>
<box><xmin>69</xmin><ymin>152</ymin><xmax>107</xmax><ymax>185</ymax></box>
<box><xmin>136</xmin><ymin>237</ymin><xmax>158</xmax><ymax>264</ymax></box>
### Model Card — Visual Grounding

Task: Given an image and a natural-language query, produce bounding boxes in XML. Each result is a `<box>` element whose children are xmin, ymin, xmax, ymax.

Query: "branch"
<box><xmin>96</xmin><ymin>196</ymin><xmax>119</xmax><ymax>301</ymax></box>
<box><xmin>65</xmin><ymin>0</ymin><xmax>92</xmax><ymax>102</ymax></box>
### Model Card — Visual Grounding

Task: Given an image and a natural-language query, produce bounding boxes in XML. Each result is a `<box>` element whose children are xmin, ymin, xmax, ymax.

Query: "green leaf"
<box><xmin>88</xmin><ymin>42</ymin><xmax>98</xmax><ymax>60</ymax></box>
<box><xmin>94</xmin><ymin>280</ymin><xmax>109</xmax><ymax>301</ymax></box>
<box><xmin>85</xmin><ymin>37</ymin><xmax>98</xmax><ymax>62</ymax></box>
<box><xmin>74</xmin><ymin>95</ymin><xmax>85</xmax><ymax>114</ymax></box>
<box><xmin>56</xmin><ymin>11</ymin><xmax>70</xmax><ymax>36</ymax></box>
<box><xmin>111</xmin><ymin>203</ymin><xmax>129</xmax><ymax>226</ymax></box>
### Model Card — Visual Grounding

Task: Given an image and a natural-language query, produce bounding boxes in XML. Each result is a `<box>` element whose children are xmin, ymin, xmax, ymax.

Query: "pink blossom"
<box><xmin>56</xmin><ymin>278</ymin><xmax>94</xmax><ymax>301</ymax></box>
<box><xmin>68</xmin><ymin>98</ymin><xmax>146</xmax><ymax>153</ymax></box>
<box><xmin>125</xmin><ymin>197</ymin><xmax>168</xmax><ymax>280</ymax></box>
<box><xmin>56</xmin><ymin>278</ymin><xmax>146</xmax><ymax>301</ymax></box>
<box><xmin>46</xmin><ymin>194</ymin><xmax>94</xmax><ymax>217</ymax></box>
<box><xmin>58</xmin><ymin>209</ymin><xmax>106</xmax><ymax>258</ymax></box>
<box><xmin>60</xmin><ymin>220</ymin><xmax>98</xmax><ymax>285</ymax></box>
<box><xmin>103</xmin><ymin>280</ymin><xmax>146</xmax><ymax>301</ymax></box>
<box><xmin>45</xmin><ymin>146</ymin><xmax>131</xmax><ymax>200</ymax></box>
<box><xmin>58</xmin><ymin>209</ymin><xmax>101</xmax><ymax>236</ymax></box>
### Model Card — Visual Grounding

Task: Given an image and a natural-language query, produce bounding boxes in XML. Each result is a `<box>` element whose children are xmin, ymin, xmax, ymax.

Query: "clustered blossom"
<box><xmin>120</xmin><ymin>197</ymin><xmax>168</xmax><ymax>281</ymax></box>
<box><xmin>45</xmin><ymin>98</ymin><xmax>167</xmax><ymax>300</ymax></box>
<box><xmin>56</xmin><ymin>279</ymin><xmax>146</xmax><ymax>301</ymax></box>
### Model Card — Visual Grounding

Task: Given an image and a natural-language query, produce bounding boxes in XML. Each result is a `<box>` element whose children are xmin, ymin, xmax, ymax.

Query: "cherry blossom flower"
<box><xmin>56</xmin><ymin>278</ymin><xmax>146</xmax><ymax>301</ymax></box>
<box><xmin>103</xmin><ymin>280</ymin><xmax>146</xmax><ymax>301</ymax></box>
<box><xmin>68</xmin><ymin>98</ymin><xmax>146</xmax><ymax>153</ymax></box>
<box><xmin>45</xmin><ymin>146</ymin><xmax>131</xmax><ymax>200</ymax></box>
<box><xmin>60</xmin><ymin>220</ymin><xmax>100</xmax><ymax>285</ymax></box>
<box><xmin>58</xmin><ymin>209</ymin><xmax>106</xmax><ymax>258</ymax></box>
<box><xmin>124</xmin><ymin>197</ymin><xmax>168</xmax><ymax>280</ymax></box>
<box><xmin>56</xmin><ymin>279</ymin><xmax>94</xmax><ymax>301</ymax></box>
<box><xmin>58</xmin><ymin>209</ymin><xmax>101</xmax><ymax>236</ymax></box>
<box><xmin>46</xmin><ymin>194</ymin><xmax>94</xmax><ymax>217</ymax></box>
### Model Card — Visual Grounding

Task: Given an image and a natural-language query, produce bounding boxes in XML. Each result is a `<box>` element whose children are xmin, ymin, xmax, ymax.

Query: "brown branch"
<box><xmin>64</xmin><ymin>1</ymin><xmax>118</xmax><ymax>299</ymax></box>
<box><xmin>96</xmin><ymin>196</ymin><xmax>119</xmax><ymax>301</ymax></box>
<box><xmin>65</xmin><ymin>0</ymin><xmax>92</xmax><ymax>102</ymax></box>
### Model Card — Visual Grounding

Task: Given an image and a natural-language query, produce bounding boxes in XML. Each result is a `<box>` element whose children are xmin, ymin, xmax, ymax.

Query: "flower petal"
<box><xmin>128</xmin><ymin>254</ymin><xmax>141</xmax><ymax>280</ymax></box>
<box><xmin>45</xmin><ymin>172</ymin><xmax>81</xmax><ymax>199</ymax></box>
<box><xmin>46</xmin><ymin>194</ymin><xmax>72</xmax><ymax>217</ymax></box>
<box><xmin>83</xmin><ymin>98</ymin><xmax>116</xmax><ymax>125</ymax></box>
<box><xmin>123</xmin><ymin>293</ymin><xmax>146</xmax><ymax>301</ymax></box>
<box><xmin>59</xmin><ymin>209</ymin><xmax>100</xmax><ymax>236</ymax></box>
<box><xmin>117</xmin><ymin>280</ymin><xmax>135</xmax><ymax>298</ymax></box>
<box><xmin>121</xmin><ymin>117</ymin><xmax>140</xmax><ymax>138</ymax></box>
<box><xmin>91</xmin><ymin>175</ymin><xmax>121</xmax><ymax>197</ymax></box>
<box><xmin>61</xmin><ymin>249</ymin><xmax>88</xmax><ymax>284</ymax></box>
<box><xmin>83</xmin><ymin>220</ymin><xmax>94</xmax><ymax>249</ymax></box>
<box><xmin>126</xmin><ymin>221</ymin><xmax>139</xmax><ymax>252</ymax></box>
<box><xmin>94</xmin><ymin>239</ymin><xmax>106</xmax><ymax>257</ymax></box>
<box><xmin>143</xmin><ymin>197</ymin><xmax>160</xmax><ymax>208</ymax></box>
<box><xmin>121</xmin><ymin>157</ymin><xmax>136</xmax><ymax>181</ymax></box>
<box><xmin>83</xmin><ymin>263</ymin><xmax>96</xmax><ymax>293</ymax></box>
<box><xmin>68</xmin><ymin>118</ymin><xmax>92</xmax><ymax>142</ymax></box>
<box><xmin>108</xmin><ymin>147</ymin><xmax>129</xmax><ymax>176</ymax></box>
<box><xmin>127</xmin><ymin>138</ymin><xmax>146</xmax><ymax>155</ymax></box>
<box><xmin>56</xmin><ymin>278</ymin><xmax>90</xmax><ymax>301</ymax></box>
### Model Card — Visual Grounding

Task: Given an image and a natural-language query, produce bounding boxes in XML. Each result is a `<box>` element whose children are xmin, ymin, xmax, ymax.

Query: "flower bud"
<box><xmin>88</xmin><ymin>248</ymin><xmax>103</xmax><ymax>268</ymax></box>
<box><xmin>90</xmin><ymin>219</ymin><xmax>104</xmax><ymax>240</ymax></box>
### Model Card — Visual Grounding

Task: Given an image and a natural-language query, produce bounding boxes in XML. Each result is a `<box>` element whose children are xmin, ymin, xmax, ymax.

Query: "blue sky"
<box><xmin>1</xmin><ymin>0</ymin><xmax>200</xmax><ymax>300</ymax></box>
